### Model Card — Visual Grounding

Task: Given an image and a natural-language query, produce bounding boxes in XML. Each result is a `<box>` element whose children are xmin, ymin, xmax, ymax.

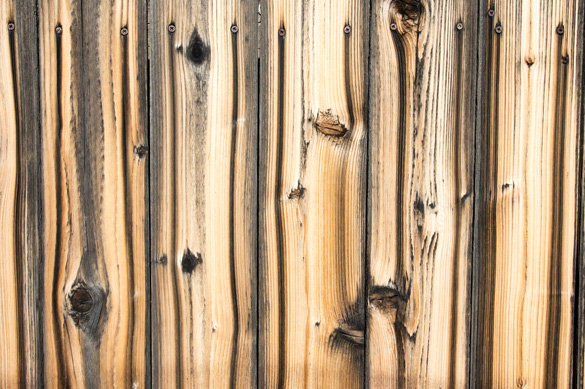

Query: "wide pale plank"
<box><xmin>149</xmin><ymin>0</ymin><xmax>258</xmax><ymax>386</ymax></box>
<box><xmin>259</xmin><ymin>1</ymin><xmax>369</xmax><ymax>387</ymax></box>
<box><xmin>367</xmin><ymin>0</ymin><xmax>477</xmax><ymax>387</ymax></box>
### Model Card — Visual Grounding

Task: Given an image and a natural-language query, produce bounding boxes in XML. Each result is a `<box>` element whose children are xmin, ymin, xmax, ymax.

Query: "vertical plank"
<box><xmin>259</xmin><ymin>0</ymin><xmax>369</xmax><ymax>387</ymax></box>
<box><xmin>0</xmin><ymin>0</ymin><xmax>43</xmax><ymax>385</ymax></box>
<box><xmin>473</xmin><ymin>0</ymin><xmax>584</xmax><ymax>387</ymax></box>
<box><xmin>149</xmin><ymin>0</ymin><xmax>258</xmax><ymax>386</ymax></box>
<box><xmin>367</xmin><ymin>0</ymin><xmax>477</xmax><ymax>386</ymax></box>
<box><xmin>39</xmin><ymin>0</ymin><xmax>149</xmax><ymax>386</ymax></box>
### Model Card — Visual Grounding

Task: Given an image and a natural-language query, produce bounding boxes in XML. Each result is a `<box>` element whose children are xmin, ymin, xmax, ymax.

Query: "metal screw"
<box><xmin>456</xmin><ymin>22</ymin><xmax>464</xmax><ymax>31</ymax></box>
<box><xmin>231</xmin><ymin>24</ymin><xmax>238</xmax><ymax>34</ymax></box>
<box><xmin>561</xmin><ymin>56</ymin><xmax>569</xmax><ymax>64</ymax></box>
<box><xmin>278</xmin><ymin>27</ymin><xmax>285</xmax><ymax>37</ymax></box>
<box><xmin>55</xmin><ymin>25</ymin><xmax>63</xmax><ymax>35</ymax></box>
<box><xmin>495</xmin><ymin>25</ymin><xmax>503</xmax><ymax>34</ymax></box>
<box><xmin>556</xmin><ymin>25</ymin><xmax>564</xmax><ymax>35</ymax></box>
<box><xmin>121</xmin><ymin>26</ymin><xmax>128</xmax><ymax>36</ymax></box>
<box><xmin>488</xmin><ymin>9</ymin><xmax>495</xmax><ymax>17</ymax></box>
<box><xmin>390</xmin><ymin>23</ymin><xmax>397</xmax><ymax>31</ymax></box>
<box><xmin>168</xmin><ymin>24</ymin><xmax>176</xmax><ymax>33</ymax></box>
<box><xmin>344</xmin><ymin>25</ymin><xmax>351</xmax><ymax>34</ymax></box>
<box><xmin>7</xmin><ymin>22</ymin><xmax>15</xmax><ymax>31</ymax></box>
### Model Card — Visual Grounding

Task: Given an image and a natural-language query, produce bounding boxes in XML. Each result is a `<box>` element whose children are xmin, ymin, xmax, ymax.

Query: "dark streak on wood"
<box><xmin>276</xmin><ymin>25</ymin><xmax>286</xmax><ymax>389</ymax></box>
<box><xmin>229</xmin><ymin>27</ymin><xmax>240</xmax><ymax>389</ymax></box>
<box><xmin>545</xmin><ymin>29</ymin><xmax>568</xmax><ymax>388</ymax></box>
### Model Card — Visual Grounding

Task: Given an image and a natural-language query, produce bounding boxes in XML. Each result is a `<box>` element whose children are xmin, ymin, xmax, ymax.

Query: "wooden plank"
<box><xmin>148</xmin><ymin>0</ymin><xmax>258</xmax><ymax>387</ymax></box>
<box><xmin>472</xmin><ymin>0</ymin><xmax>584</xmax><ymax>387</ymax></box>
<box><xmin>258</xmin><ymin>0</ymin><xmax>369</xmax><ymax>387</ymax></box>
<box><xmin>367</xmin><ymin>0</ymin><xmax>477</xmax><ymax>387</ymax></box>
<box><xmin>39</xmin><ymin>0</ymin><xmax>149</xmax><ymax>386</ymax></box>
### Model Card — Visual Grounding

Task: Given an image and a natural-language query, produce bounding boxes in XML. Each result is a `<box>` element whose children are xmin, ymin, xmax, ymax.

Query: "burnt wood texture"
<box><xmin>0</xmin><ymin>0</ymin><xmax>583</xmax><ymax>387</ymax></box>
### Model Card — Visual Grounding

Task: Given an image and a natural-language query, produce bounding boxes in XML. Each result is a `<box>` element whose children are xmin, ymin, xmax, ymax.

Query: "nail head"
<box><xmin>561</xmin><ymin>56</ymin><xmax>569</xmax><ymax>64</ymax></box>
<box><xmin>121</xmin><ymin>26</ymin><xmax>128</xmax><ymax>36</ymax></box>
<box><xmin>390</xmin><ymin>23</ymin><xmax>397</xmax><ymax>31</ymax></box>
<box><xmin>456</xmin><ymin>22</ymin><xmax>464</xmax><ymax>31</ymax></box>
<box><xmin>488</xmin><ymin>9</ymin><xmax>495</xmax><ymax>17</ymax></box>
<box><xmin>495</xmin><ymin>25</ymin><xmax>503</xmax><ymax>34</ymax></box>
<box><xmin>7</xmin><ymin>22</ymin><xmax>15</xmax><ymax>31</ymax></box>
<box><xmin>231</xmin><ymin>24</ymin><xmax>238</xmax><ymax>34</ymax></box>
<box><xmin>278</xmin><ymin>27</ymin><xmax>285</xmax><ymax>37</ymax></box>
<box><xmin>344</xmin><ymin>25</ymin><xmax>351</xmax><ymax>34</ymax></box>
<box><xmin>55</xmin><ymin>25</ymin><xmax>63</xmax><ymax>35</ymax></box>
<box><xmin>556</xmin><ymin>25</ymin><xmax>564</xmax><ymax>35</ymax></box>
<box><xmin>168</xmin><ymin>24</ymin><xmax>176</xmax><ymax>33</ymax></box>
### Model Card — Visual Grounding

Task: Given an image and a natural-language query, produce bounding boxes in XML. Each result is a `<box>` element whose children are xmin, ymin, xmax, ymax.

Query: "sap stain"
<box><xmin>185</xmin><ymin>28</ymin><xmax>210</xmax><ymax>65</ymax></box>
<box><xmin>181</xmin><ymin>249</ymin><xmax>202</xmax><ymax>274</ymax></box>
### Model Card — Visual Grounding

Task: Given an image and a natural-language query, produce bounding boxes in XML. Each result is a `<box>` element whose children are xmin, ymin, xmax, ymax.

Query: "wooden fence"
<box><xmin>1</xmin><ymin>0</ymin><xmax>584</xmax><ymax>387</ymax></box>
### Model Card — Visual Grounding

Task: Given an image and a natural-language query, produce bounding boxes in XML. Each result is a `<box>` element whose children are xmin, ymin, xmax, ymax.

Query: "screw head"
<box><xmin>561</xmin><ymin>55</ymin><xmax>569</xmax><ymax>64</ymax></box>
<box><xmin>55</xmin><ymin>25</ymin><xmax>63</xmax><ymax>35</ymax></box>
<box><xmin>556</xmin><ymin>25</ymin><xmax>564</xmax><ymax>35</ymax></box>
<box><xmin>231</xmin><ymin>24</ymin><xmax>238</xmax><ymax>34</ymax></box>
<box><xmin>390</xmin><ymin>23</ymin><xmax>397</xmax><ymax>31</ymax></box>
<box><xmin>278</xmin><ymin>27</ymin><xmax>285</xmax><ymax>37</ymax></box>
<box><xmin>121</xmin><ymin>26</ymin><xmax>128</xmax><ymax>36</ymax></box>
<box><xmin>488</xmin><ymin>9</ymin><xmax>495</xmax><ymax>17</ymax></box>
<box><xmin>456</xmin><ymin>22</ymin><xmax>464</xmax><ymax>31</ymax></box>
<box><xmin>168</xmin><ymin>24</ymin><xmax>176</xmax><ymax>33</ymax></box>
<box><xmin>344</xmin><ymin>25</ymin><xmax>351</xmax><ymax>34</ymax></box>
<box><xmin>495</xmin><ymin>25</ymin><xmax>503</xmax><ymax>34</ymax></box>
<box><xmin>7</xmin><ymin>22</ymin><xmax>15</xmax><ymax>31</ymax></box>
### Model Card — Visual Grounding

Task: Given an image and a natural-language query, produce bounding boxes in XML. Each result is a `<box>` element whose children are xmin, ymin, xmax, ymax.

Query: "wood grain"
<box><xmin>259</xmin><ymin>1</ymin><xmax>369</xmax><ymax>387</ymax></box>
<box><xmin>473</xmin><ymin>0</ymin><xmax>584</xmax><ymax>387</ymax></box>
<box><xmin>39</xmin><ymin>0</ymin><xmax>149</xmax><ymax>386</ymax></box>
<box><xmin>367</xmin><ymin>0</ymin><xmax>477</xmax><ymax>387</ymax></box>
<box><xmin>149</xmin><ymin>0</ymin><xmax>258</xmax><ymax>386</ymax></box>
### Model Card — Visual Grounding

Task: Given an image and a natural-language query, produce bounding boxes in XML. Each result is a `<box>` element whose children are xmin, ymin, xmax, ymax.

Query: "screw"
<box><xmin>231</xmin><ymin>24</ymin><xmax>238</xmax><ymax>34</ymax></box>
<box><xmin>278</xmin><ymin>27</ymin><xmax>285</xmax><ymax>37</ymax></box>
<box><xmin>55</xmin><ymin>25</ymin><xmax>63</xmax><ymax>35</ymax></box>
<box><xmin>556</xmin><ymin>25</ymin><xmax>564</xmax><ymax>35</ymax></box>
<box><xmin>561</xmin><ymin>56</ymin><xmax>569</xmax><ymax>64</ymax></box>
<box><xmin>344</xmin><ymin>25</ymin><xmax>351</xmax><ymax>34</ymax></box>
<box><xmin>7</xmin><ymin>22</ymin><xmax>15</xmax><ymax>31</ymax></box>
<box><xmin>456</xmin><ymin>22</ymin><xmax>464</xmax><ymax>31</ymax></box>
<box><xmin>495</xmin><ymin>25</ymin><xmax>503</xmax><ymax>34</ymax></box>
<box><xmin>488</xmin><ymin>9</ymin><xmax>495</xmax><ymax>17</ymax></box>
<box><xmin>168</xmin><ymin>23</ymin><xmax>176</xmax><ymax>33</ymax></box>
<box><xmin>121</xmin><ymin>26</ymin><xmax>128</xmax><ymax>36</ymax></box>
<box><xmin>390</xmin><ymin>23</ymin><xmax>397</xmax><ymax>31</ymax></box>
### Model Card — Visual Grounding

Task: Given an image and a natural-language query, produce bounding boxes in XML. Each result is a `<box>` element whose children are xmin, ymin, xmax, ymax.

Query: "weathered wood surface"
<box><xmin>0</xmin><ymin>0</ymin><xmax>584</xmax><ymax>387</ymax></box>
<box><xmin>149</xmin><ymin>0</ymin><xmax>258</xmax><ymax>387</ymax></box>
<box><xmin>258</xmin><ymin>0</ymin><xmax>369</xmax><ymax>387</ymax></box>
<box><xmin>472</xmin><ymin>0</ymin><xmax>584</xmax><ymax>388</ymax></box>
<box><xmin>38</xmin><ymin>0</ymin><xmax>150</xmax><ymax>386</ymax></box>
<box><xmin>367</xmin><ymin>0</ymin><xmax>477</xmax><ymax>387</ymax></box>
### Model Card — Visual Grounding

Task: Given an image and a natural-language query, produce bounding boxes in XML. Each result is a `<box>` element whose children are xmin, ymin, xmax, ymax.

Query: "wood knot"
<box><xmin>331</xmin><ymin>324</ymin><xmax>365</xmax><ymax>347</ymax></box>
<box><xmin>185</xmin><ymin>28</ymin><xmax>210</xmax><ymax>65</ymax></box>
<box><xmin>389</xmin><ymin>0</ymin><xmax>423</xmax><ymax>33</ymax></box>
<box><xmin>369</xmin><ymin>285</ymin><xmax>408</xmax><ymax>316</ymax></box>
<box><xmin>314</xmin><ymin>110</ymin><xmax>347</xmax><ymax>137</ymax></box>
<box><xmin>133</xmin><ymin>144</ymin><xmax>148</xmax><ymax>158</ymax></box>
<box><xmin>181</xmin><ymin>249</ymin><xmax>202</xmax><ymax>274</ymax></box>
<box><xmin>66</xmin><ymin>279</ymin><xmax>105</xmax><ymax>333</ymax></box>
<box><xmin>288</xmin><ymin>183</ymin><xmax>305</xmax><ymax>199</ymax></box>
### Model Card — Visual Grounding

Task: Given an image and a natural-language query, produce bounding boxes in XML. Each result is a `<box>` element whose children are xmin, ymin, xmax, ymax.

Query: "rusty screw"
<box><xmin>456</xmin><ymin>22</ymin><xmax>464</xmax><ymax>31</ymax></box>
<box><xmin>390</xmin><ymin>23</ymin><xmax>397</xmax><ymax>31</ymax></box>
<box><xmin>488</xmin><ymin>9</ymin><xmax>495</xmax><ymax>17</ymax></box>
<box><xmin>55</xmin><ymin>25</ymin><xmax>63</xmax><ymax>35</ymax></box>
<box><xmin>168</xmin><ymin>23</ymin><xmax>176</xmax><ymax>33</ymax></box>
<box><xmin>561</xmin><ymin>56</ymin><xmax>569</xmax><ymax>64</ymax></box>
<box><xmin>495</xmin><ymin>24</ymin><xmax>503</xmax><ymax>34</ymax></box>
<box><xmin>7</xmin><ymin>22</ymin><xmax>15</xmax><ymax>31</ymax></box>
<box><xmin>231</xmin><ymin>24</ymin><xmax>238</xmax><ymax>34</ymax></box>
<box><xmin>344</xmin><ymin>25</ymin><xmax>351</xmax><ymax>34</ymax></box>
<box><xmin>121</xmin><ymin>26</ymin><xmax>128</xmax><ymax>36</ymax></box>
<box><xmin>556</xmin><ymin>25</ymin><xmax>564</xmax><ymax>35</ymax></box>
<box><xmin>278</xmin><ymin>27</ymin><xmax>285</xmax><ymax>37</ymax></box>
